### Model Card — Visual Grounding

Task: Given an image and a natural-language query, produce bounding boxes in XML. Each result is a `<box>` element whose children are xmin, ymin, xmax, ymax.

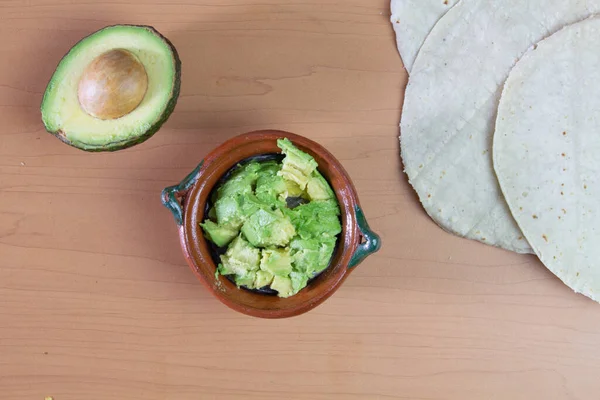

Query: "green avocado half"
<box><xmin>41</xmin><ymin>25</ymin><xmax>181</xmax><ymax>152</ymax></box>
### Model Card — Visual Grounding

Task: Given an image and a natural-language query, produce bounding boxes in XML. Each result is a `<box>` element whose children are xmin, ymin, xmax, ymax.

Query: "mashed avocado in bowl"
<box><xmin>200</xmin><ymin>138</ymin><xmax>342</xmax><ymax>298</ymax></box>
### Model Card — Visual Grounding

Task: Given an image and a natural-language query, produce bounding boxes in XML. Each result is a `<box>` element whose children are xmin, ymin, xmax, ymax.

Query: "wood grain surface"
<box><xmin>1</xmin><ymin>1</ymin><xmax>600</xmax><ymax>399</ymax></box>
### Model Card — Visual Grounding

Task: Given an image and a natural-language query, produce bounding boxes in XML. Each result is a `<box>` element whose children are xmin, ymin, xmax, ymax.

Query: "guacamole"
<box><xmin>201</xmin><ymin>138</ymin><xmax>341</xmax><ymax>298</ymax></box>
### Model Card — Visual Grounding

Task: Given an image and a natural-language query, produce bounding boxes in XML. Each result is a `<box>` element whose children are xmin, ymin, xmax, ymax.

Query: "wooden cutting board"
<box><xmin>1</xmin><ymin>0</ymin><xmax>599</xmax><ymax>398</ymax></box>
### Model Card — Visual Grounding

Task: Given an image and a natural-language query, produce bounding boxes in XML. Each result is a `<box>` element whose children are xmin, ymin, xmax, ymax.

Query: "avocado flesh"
<box><xmin>214</xmin><ymin>196</ymin><xmax>244</xmax><ymax>228</ymax></box>
<box><xmin>254</xmin><ymin>270</ymin><xmax>275</xmax><ymax>288</ymax></box>
<box><xmin>41</xmin><ymin>25</ymin><xmax>181</xmax><ymax>152</ymax></box>
<box><xmin>241</xmin><ymin>208</ymin><xmax>296</xmax><ymax>248</ymax></box>
<box><xmin>288</xmin><ymin>200</ymin><xmax>341</xmax><ymax>240</ymax></box>
<box><xmin>270</xmin><ymin>276</ymin><xmax>294</xmax><ymax>298</ymax></box>
<box><xmin>234</xmin><ymin>272</ymin><xmax>258</xmax><ymax>289</ymax></box>
<box><xmin>290</xmin><ymin>271</ymin><xmax>309</xmax><ymax>293</ymax></box>
<box><xmin>260</xmin><ymin>248</ymin><xmax>293</xmax><ymax>277</ymax></box>
<box><xmin>218</xmin><ymin>235</ymin><xmax>260</xmax><ymax>277</ymax></box>
<box><xmin>277</xmin><ymin>138</ymin><xmax>318</xmax><ymax>189</ymax></box>
<box><xmin>306</xmin><ymin>171</ymin><xmax>335</xmax><ymax>201</ymax></box>
<box><xmin>202</xmin><ymin>140</ymin><xmax>341</xmax><ymax>298</ymax></box>
<box><xmin>290</xmin><ymin>237</ymin><xmax>337</xmax><ymax>277</ymax></box>
<box><xmin>217</xmin><ymin>162</ymin><xmax>261</xmax><ymax>199</ymax></box>
<box><xmin>255</xmin><ymin>164</ymin><xmax>287</xmax><ymax>204</ymax></box>
<box><xmin>200</xmin><ymin>220</ymin><xmax>238</xmax><ymax>248</ymax></box>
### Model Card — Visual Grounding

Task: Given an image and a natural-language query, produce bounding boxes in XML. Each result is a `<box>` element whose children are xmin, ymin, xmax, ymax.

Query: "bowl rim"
<box><xmin>164</xmin><ymin>130</ymin><xmax>377</xmax><ymax>318</ymax></box>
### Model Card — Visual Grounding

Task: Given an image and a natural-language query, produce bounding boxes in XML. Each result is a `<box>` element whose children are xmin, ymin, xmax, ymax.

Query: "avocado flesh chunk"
<box><xmin>200</xmin><ymin>220</ymin><xmax>238</xmax><ymax>248</ymax></box>
<box><xmin>218</xmin><ymin>234</ymin><xmax>260</xmax><ymax>277</ymax></box>
<box><xmin>238</xmin><ymin>193</ymin><xmax>266</xmax><ymax>219</ymax></box>
<box><xmin>307</xmin><ymin>171</ymin><xmax>335</xmax><ymax>201</ymax></box>
<box><xmin>204</xmin><ymin>139</ymin><xmax>341</xmax><ymax>298</ymax></box>
<box><xmin>241</xmin><ymin>208</ymin><xmax>296</xmax><ymax>248</ymax></box>
<box><xmin>271</xmin><ymin>276</ymin><xmax>294</xmax><ymax>298</ymax></box>
<box><xmin>255</xmin><ymin>164</ymin><xmax>287</xmax><ymax>204</ymax></box>
<box><xmin>288</xmin><ymin>200</ymin><xmax>342</xmax><ymax>240</ymax></box>
<box><xmin>201</xmin><ymin>162</ymin><xmax>268</xmax><ymax>248</ymax></box>
<box><xmin>260</xmin><ymin>248</ymin><xmax>293</xmax><ymax>277</ymax></box>
<box><xmin>290</xmin><ymin>236</ymin><xmax>337</xmax><ymax>277</ymax></box>
<box><xmin>290</xmin><ymin>271</ymin><xmax>309</xmax><ymax>294</ymax></box>
<box><xmin>277</xmin><ymin>138</ymin><xmax>318</xmax><ymax>189</ymax></box>
<box><xmin>41</xmin><ymin>25</ymin><xmax>181</xmax><ymax>152</ymax></box>
<box><xmin>282</xmin><ymin>180</ymin><xmax>305</xmax><ymax>201</ymax></box>
<box><xmin>214</xmin><ymin>196</ymin><xmax>243</xmax><ymax>228</ymax></box>
<box><xmin>234</xmin><ymin>271</ymin><xmax>257</xmax><ymax>289</ymax></box>
<box><xmin>254</xmin><ymin>270</ymin><xmax>275</xmax><ymax>289</ymax></box>
<box><xmin>217</xmin><ymin>162</ymin><xmax>261</xmax><ymax>199</ymax></box>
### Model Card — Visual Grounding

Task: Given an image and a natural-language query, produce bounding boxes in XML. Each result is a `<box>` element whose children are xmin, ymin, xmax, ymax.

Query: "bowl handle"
<box><xmin>348</xmin><ymin>206</ymin><xmax>381</xmax><ymax>268</ymax></box>
<box><xmin>161</xmin><ymin>161</ymin><xmax>204</xmax><ymax>226</ymax></box>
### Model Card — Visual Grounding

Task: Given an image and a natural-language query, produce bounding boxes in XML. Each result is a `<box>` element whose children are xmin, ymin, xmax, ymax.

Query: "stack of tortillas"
<box><xmin>392</xmin><ymin>0</ymin><xmax>600</xmax><ymax>302</ymax></box>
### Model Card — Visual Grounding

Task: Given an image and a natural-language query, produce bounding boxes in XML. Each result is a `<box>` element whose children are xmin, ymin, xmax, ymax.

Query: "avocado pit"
<box><xmin>77</xmin><ymin>49</ymin><xmax>148</xmax><ymax>120</ymax></box>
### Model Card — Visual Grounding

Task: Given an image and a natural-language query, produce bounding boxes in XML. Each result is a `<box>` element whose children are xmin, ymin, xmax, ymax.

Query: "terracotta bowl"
<box><xmin>161</xmin><ymin>130</ymin><xmax>380</xmax><ymax>318</ymax></box>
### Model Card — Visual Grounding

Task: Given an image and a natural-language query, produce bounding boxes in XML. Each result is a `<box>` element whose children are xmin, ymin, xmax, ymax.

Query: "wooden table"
<box><xmin>2</xmin><ymin>1</ymin><xmax>600</xmax><ymax>399</ymax></box>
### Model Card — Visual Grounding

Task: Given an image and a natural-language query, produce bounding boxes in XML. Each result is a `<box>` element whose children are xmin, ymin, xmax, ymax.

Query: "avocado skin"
<box><xmin>41</xmin><ymin>25</ymin><xmax>182</xmax><ymax>152</ymax></box>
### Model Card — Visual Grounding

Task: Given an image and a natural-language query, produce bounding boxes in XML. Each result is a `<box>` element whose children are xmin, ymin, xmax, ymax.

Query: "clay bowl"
<box><xmin>162</xmin><ymin>130</ymin><xmax>380</xmax><ymax>318</ymax></box>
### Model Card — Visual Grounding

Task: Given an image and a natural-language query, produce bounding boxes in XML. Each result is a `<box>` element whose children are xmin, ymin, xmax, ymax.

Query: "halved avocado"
<box><xmin>41</xmin><ymin>25</ymin><xmax>181</xmax><ymax>152</ymax></box>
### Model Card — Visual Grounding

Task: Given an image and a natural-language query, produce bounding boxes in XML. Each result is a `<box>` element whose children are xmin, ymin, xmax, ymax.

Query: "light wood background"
<box><xmin>2</xmin><ymin>1</ymin><xmax>600</xmax><ymax>399</ymax></box>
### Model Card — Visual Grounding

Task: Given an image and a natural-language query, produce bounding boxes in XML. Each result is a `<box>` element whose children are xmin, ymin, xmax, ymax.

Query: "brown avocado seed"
<box><xmin>77</xmin><ymin>49</ymin><xmax>148</xmax><ymax>120</ymax></box>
